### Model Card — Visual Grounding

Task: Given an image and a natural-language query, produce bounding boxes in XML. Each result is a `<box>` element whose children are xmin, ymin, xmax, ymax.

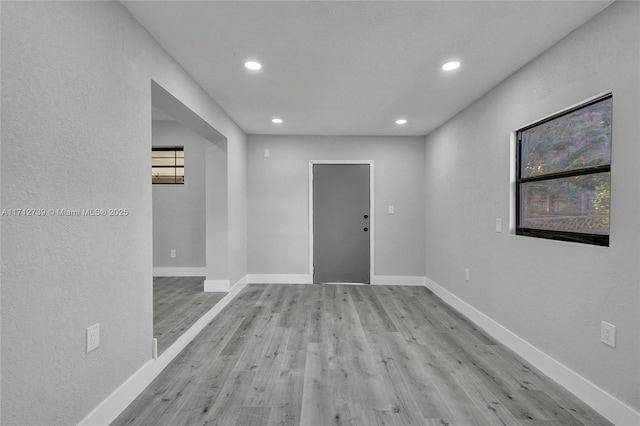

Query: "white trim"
<box><xmin>78</xmin><ymin>275</ymin><xmax>249</xmax><ymax>426</ymax></box>
<box><xmin>204</xmin><ymin>279</ymin><xmax>230</xmax><ymax>292</ymax></box>
<box><xmin>152</xmin><ymin>267</ymin><xmax>206</xmax><ymax>277</ymax></box>
<box><xmin>247</xmin><ymin>274</ymin><xmax>313</xmax><ymax>284</ymax></box>
<box><xmin>309</xmin><ymin>160</ymin><xmax>375</xmax><ymax>284</ymax></box>
<box><xmin>372</xmin><ymin>275</ymin><xmax>427</xmax><ymax>286</ymax></box>
<box><xmin>230</xmin><ymin>275</ymin><xmax>248</xmax><ymax>291</ymax></box>
<box><xmin>246</xmin><ymin>276</ymin><xmax>427</xmax><ymax>286</ymax></box>
<box><xmin>423</xmin><ymin>276</ymin><xmax>640</xmax><ymax>426</ymax></box>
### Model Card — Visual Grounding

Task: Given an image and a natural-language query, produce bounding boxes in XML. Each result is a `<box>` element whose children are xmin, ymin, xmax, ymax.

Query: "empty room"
<box><xmin>1</xmin><ymin>1</ymin><xmax>638</xmax><ymax>425</ymax></box>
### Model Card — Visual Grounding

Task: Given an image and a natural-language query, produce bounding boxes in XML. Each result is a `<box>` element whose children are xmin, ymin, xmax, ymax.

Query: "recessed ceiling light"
<box><xmin>272</xmin><ymin>118</ymin><xmax>283</xmax><ymax>124</ymax></box>
<box><xmin>395</xmin><ymin>119</ymin><xmax>407</xmax><ymax>125</ymax></box>
<box><xmin>442</xmin><ymin>61</ymin><xmax>461</xmax><ymax>71</ymax></box>
<box><xmin>244</xmin><ymin>61</ymin><xmax>262</xmax><ymax>71</ymax></box>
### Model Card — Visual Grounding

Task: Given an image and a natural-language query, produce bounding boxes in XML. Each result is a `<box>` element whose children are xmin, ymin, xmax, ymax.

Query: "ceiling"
<box><xmin>124</xmin><ymin>1</ymin><xmax>613</xmax><ymax>136</ymax></box>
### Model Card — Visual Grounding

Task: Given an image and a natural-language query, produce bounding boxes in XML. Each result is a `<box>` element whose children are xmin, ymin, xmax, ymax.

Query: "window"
<box><xmin>516</xmin><ymin>94</ymin><xmax>612</xmax><ymax>246</ymax></box>
<box><xmin>152</xmin><ymin>146</ymin><xmax>184</xmax><ymax>184</ymax></box>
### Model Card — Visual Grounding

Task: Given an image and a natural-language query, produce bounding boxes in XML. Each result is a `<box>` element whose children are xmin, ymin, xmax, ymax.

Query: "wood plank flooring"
<box><xmin>116</xmin><ymin>284</ymin><xmax>612</xmax><ymax>426</ymax></box>
<box><xmin>153</xmin><ymin>276</ymin><xmax>226</xmax><ymax>355</ymax></box>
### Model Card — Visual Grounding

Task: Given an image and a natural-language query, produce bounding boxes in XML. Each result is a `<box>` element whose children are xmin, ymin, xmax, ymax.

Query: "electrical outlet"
<box><xmin>388</xmin><ymin>205</ymin><xmax>395</xmax><ymax>214</ymax></box>
<box><xmin>86</xmin><ymin>323</ymin><xmax>100</xmax><ymax>353</ymax></box>
<box><xmin>170</xmin><ymin>249</ymin><xmax>176</xmax><ymax>258</ymax></box>
<box><xmin>465</xmin><ymin>268</ymin><xmax>470</xmax><ymax>282</ymax></box>
<box><xmin>600</xmin><ymin>321</ymin><xmax>616</xmax><ymax>347</ymax></box>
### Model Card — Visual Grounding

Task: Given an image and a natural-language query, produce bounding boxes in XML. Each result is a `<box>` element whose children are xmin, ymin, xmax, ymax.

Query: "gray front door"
<box><xmin>313</xmin><ymin>164</ymin><xmax>370</xmax><ymax>284</ymax></box>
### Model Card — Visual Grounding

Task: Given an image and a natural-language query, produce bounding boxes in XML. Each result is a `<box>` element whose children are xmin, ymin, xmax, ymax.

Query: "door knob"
<box><xmin>364</xmin><ymin>227</ymin><xmax>369</xmax><ymax>232</ymax></box>
<box><xmin>364</xmin><ymin>214</ymin><xmax>368</xmax><ymax>219</ymax></box>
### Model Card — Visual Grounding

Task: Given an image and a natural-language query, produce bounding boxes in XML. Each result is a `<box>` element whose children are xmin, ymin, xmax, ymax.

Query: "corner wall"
<box><xmin>0</xmin><ymin>2</ymin><xmax>247</xmax><ymax>424</ymax></box>
<box><xmin>423</xmin><ymin>1</ymin><xmax>639</xmax><ymax>417</ymax></box>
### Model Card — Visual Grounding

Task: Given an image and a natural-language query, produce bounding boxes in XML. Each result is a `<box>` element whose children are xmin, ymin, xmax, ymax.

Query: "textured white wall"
<box><xmin>0</xmin><ymin>2</ymin><xmax>247</xmax><ymax>424</ymax></box>
<box><xmin>248</xmin><ymin>135</ymin><xmax>425</xmax><ymax>277</ymax></box>
<box><xmin>206</xmin><ymin>141</ymin><xmax>229</xmax><ymax>280</ymax></box>
<box><xmin>152</xmin><ymin>121</ymin><xmax>206</xmax><ymax>268</ymax></box>
<box><xmin>424</xmin><ymin>1</ymin><xmax>639</xmax><ymax>412</ymax></box>
<box><xmin>228</xmin><ymin>129</ymin><xmax>248</xmax><ymax>284</ymax></box>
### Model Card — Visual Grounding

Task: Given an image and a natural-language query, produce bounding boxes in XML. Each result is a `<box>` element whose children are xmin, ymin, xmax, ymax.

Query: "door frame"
<box><xmin>309</xmin><ymin>160</ymin><xmax>375</xmax><ymax>283</ymax></box>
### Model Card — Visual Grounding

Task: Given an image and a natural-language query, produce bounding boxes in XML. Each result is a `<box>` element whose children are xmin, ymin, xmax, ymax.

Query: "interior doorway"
<box><xmin>310</xmin><ymin>161</ymin><xmax>374</xmax><ymax>284</ymax></box>
<box><xmin>150</xmin><ymin>81</ymin><xmax>228</xmax><ymax>356</ymax></box>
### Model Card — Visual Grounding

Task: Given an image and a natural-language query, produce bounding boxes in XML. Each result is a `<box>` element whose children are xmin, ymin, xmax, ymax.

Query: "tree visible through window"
<box><xmin>152</xmin><ymin>146</ymin><xmax>184</xmax><ymax>184</ymax></box>
<box><xmin>516</xmin><ymin>94</ymin><xmax>612</xmax><ymax>246</ymax></box>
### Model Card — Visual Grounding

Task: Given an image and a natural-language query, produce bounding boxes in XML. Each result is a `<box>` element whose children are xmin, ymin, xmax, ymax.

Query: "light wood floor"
<box><xmin>117</xmin><ymin>284</ymin><xmax>612</xmax><ymax>425</ymax></box>
<box><xmin>153</xmin><ymin>276</ymin><xmax>226</xmax><ymax>355</ymax></box>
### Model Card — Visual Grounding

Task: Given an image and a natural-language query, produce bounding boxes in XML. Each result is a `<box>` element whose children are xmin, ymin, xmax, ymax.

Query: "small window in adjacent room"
<box><xmin>516</xmin><ymin>94</ymin><xmax>612</xmax><ymax>246</ymax></box>
<box><xmin>152</xmin><ymin>146</ymin><xmax>184</xmax><ymax>184</ymax></box>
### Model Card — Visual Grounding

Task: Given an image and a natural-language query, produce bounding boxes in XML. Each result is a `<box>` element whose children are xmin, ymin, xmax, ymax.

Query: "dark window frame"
<box><xmin>152</xmin><ymin>146</ymin><xmax>184</xmax><ymax>185</ymax></box>
<box><xmin>515</xmin><ymin>94</ymin><xmax>612</xmax><ymax>247</ymax></box>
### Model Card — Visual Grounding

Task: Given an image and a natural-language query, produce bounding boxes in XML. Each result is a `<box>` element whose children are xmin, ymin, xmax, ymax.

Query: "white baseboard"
<box><xmin>153</xmin><ymin>267</ymin><xmax>206</xmax><ymax>277</ymax></box>
<box><xmin>78</xmin><ymin>275</ymin><xmax>250</xmax><ymax>426</ymax></box>
<box><xmin>247</xmin><ymin>274</ymin><xmax>313</xmax><ymax>284</ymax></box>
<box><xmin>246</xmin><ymin>275</ymin><xmax>426</xmax><ymax>286</ymax></box>
<box><xmin>204</xmin><ymin>279</ymin><xmax>230</xmax><ymax>292</ymax></box>
<box><xmin>231</xmin><ymin>275</ymin><xmax>248</xmax><ymax>292</ymax></box>
<box><xmin>372</xmin><ymin>275</ymin><xmax>427</xmax><ymax>286</ymax></box>
<box><xmin>423</xmin><ymin>276</ymin><xmax>640</xmax><ymax>426</ymax></box>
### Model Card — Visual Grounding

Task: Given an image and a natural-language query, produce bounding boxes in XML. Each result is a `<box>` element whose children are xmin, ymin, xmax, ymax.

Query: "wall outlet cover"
<box><xmin>600</xmin><ymin>321</ymin><xmax>616</xmax><ymax>347</ymax></box>
<box><xmin>86</xmin><ymin>323</ymin><xmax>100</xmax><ymax>353</ymax></box>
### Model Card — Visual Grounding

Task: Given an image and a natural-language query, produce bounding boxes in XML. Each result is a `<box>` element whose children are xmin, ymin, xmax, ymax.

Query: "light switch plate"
<box><xmin>388</xmin><ymin>205</ymin><xmax>395</xmax><ymax>214</ymax></box>
<box><xmin>496</xmin><ymin>218</ymin><xmax>502</xmax><ymax>233</ymax></box>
